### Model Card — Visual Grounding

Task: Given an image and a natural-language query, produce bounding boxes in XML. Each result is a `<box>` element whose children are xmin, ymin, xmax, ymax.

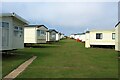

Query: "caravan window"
<box><xmin>37</xmin><ymin>30</ymin><xmax>46</xmax><ymax>36</ymax></box>
<box><xmin>14</xmin><ymin>26</ymin><xmax>19</xmax><ymax>37</ymax></box>
<box><xmin>14</xmin><ymin>26</ymin><xmax>19</xmax><ymax>30</ymax></box>
<box><xmin>40</xmin><ymin>30</ymin><xmax>45</xmax><ymax>35</ymax></box>
<box><xmin>2</xmin><ymin>22</ymin><xmax>9</xmax><ymax>28</ymax></box>
<box><xmin>96</xmin><ymin>33</ymin><xmax>103</xmax><ymax>39</ymax></box>
<box><xmin>14</xmin><ymin>26</ymin><xmax>23</xmax><ymax>37</ymax></box>
<box><xmin>19</xmin><ymin>27</ymin><xmax>23</xmax><ymax>31</ymax></box>
<box><xmin>112</xmin><ymin>33</ymin><xmax>115</xmax><ymax>40</ymax></box>
<box><xmin>37</xmin><ymin>30</ymin><xmax>40</xmax><ymax>36</ymax></box>
<box><xmin>19</xmin><ymin>27</ymin><xmax>23</xmax><ymax>37</ymax></box>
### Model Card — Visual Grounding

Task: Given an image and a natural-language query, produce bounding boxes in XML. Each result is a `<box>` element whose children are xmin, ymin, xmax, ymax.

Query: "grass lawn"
<box><xmin>2</xmin><ymin>39</ymin><xmax>118</xmax><ymax>78</ymax></box>
<box><xmin>2</xmin><ymin>51</ymin><xmax>32</xmax><ymax>77</ymax></box>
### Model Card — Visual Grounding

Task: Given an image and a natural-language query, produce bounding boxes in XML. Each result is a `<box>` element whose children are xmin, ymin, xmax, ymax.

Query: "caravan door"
<box><xmin>2</xmin><ymin>22</ymin><xmax>9</xmax><ymax>50</ymax></box>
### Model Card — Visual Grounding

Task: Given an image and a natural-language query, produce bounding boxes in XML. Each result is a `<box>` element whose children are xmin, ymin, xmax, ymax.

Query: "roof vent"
<box><xmin>12</xmin><ymin>12</ymin><xmax>15</xmax><ymax>16</ymax></box>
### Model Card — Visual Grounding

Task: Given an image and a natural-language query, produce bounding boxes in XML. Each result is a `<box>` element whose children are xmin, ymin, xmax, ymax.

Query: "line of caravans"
<box><xmin>70</xmin><ymin>22</ymin><xmax>120</xmax><ymax>51</ymax></box>
<box><xmin>70</xmin><ymin>33</ymin><xmax>86</xmax><ymax>42</ymax></box>
<box><xmin>0</xmin><ymin>13</ymin><xmax>65</xmax><ymax>51</ymax></box>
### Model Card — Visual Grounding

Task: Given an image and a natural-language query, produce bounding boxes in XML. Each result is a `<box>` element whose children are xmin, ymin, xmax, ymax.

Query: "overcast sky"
<box><xmin>1</xmin><ymin>1</ymin><xmax>119</xmax><ymax>35</ymax></box>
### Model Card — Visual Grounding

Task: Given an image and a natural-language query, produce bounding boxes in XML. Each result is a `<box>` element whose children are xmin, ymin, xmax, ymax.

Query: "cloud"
<box><xmin>24</xmin><ymin>2</ymin><xmax>117</xmax><ymax>27</ymax></box>
<box><xmin>22</xmin><ymin>3</ymin><xmax>102</xmax><ymax>25</ymax></box>
<box><xmin>2</xmin><ymin>2</ymin><xmax>118</xmax><ymax>35</ymax></box>
<box><xmin>1</xmin><ymin>0</ymin><xmax>119</xmax><ymax>2</ymax></box>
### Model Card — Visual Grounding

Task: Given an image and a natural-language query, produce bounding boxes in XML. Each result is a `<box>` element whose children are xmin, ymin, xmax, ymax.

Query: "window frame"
<box><xmin>1</xmin><ymin>22</ymin><xmax>9</xmax><ymax>28</ymax></box>
<box><xmin>37</xmin><ymin>30</ymin><xmax>46</xmax><ymax>36</ymax></box>
<box><xmin>112</xmin><ymin>33</ymin><xmax>115</xmax><ymax>40</ymax></box>
<box><xmin>96</xmin><ymin>33</ymin><xmax>103</xmax><ymax>39</ymax></box>
<box><xmin>40</xmin><ymin>30</ymin><xmax>45</xmax><ymax>35</ymax></box>
<box><xmin>14</xmin><ymin>26</ymin><xmax>23</xmax><ymax>37</ymax></box>
<box><xmin>37</xmin><ymin>30</ymin><xmax>40</xmax><ymax>36</ymax></box>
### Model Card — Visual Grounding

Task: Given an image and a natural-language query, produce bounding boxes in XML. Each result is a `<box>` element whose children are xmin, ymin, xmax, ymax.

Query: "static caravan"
<box><xmin>115</xmin><ymin>22</ymin><xmax>120</xmax><ymax>51</ymax></box>
<box><xmin>46</xmin><ymin>29</ymin><xmax>58</xmax><ymax>42</ymax></box>
<box><xmin>0</xmin><ymin>13</ymin><xmax>28</xmax><ymax>51</ymax></box>
<box><xmin>79</xmin><ymin>33</ymin><xmax>85</xmax><ymax>42</ymax></box>
<box><xmin>24</xmin><ymin>25</ymin><xmax>48</xmax><ymax>44</ymax></box>
<box><xmin>85</xmin><ymin>30</ymin><xmax>115</xmax><ymax>48</ymax></box>
<box><xmin>56</xmin><ymin>32</ymin><xmax>61</xmax><ymax>41</ymax></box>
<box><xmin>74</xmin><ymin>34</ymin><xmax>80</xmax><ymax>40</ymax></box>
<box><xmin>70</xmin><ymin>34</ymin><xmax>76</xmax><ymax>39</ymax></box>
<box><xmin>71</xmin><ymin>33</ymin><xmax>85</xmax><ymax>42</ymax></box>
<box><xmin>60</xmin><ymin>33</ymin><xmax>65</xmax><ymax>39</ymax></box>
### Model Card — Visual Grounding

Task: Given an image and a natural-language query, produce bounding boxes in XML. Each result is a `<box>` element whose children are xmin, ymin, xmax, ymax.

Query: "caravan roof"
<box><xmin>25</xmin><ymin>25</ymin><xmax>48</xmax><ymax>29</ymax></box>
<box><xmin>1</xmin><ymin>13</ymin><xmax>29</xmax><ymax>24</ymax></box>
<box><xmin>115</xmin><ymin>21</ymin><xmax>120</xmax><ymax>27</ymax></box>
<box><xmin>47</xmin><ymin>29</ymin><xmax>58</xmax><ymax>33</ymax></box>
